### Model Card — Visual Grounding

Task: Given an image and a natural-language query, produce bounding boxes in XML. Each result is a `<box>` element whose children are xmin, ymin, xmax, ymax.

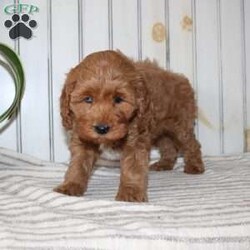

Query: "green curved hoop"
<box><xmin>0</xmin><ymin>43</ymin><xmax>25</xmax><ymax>122</ymax></box>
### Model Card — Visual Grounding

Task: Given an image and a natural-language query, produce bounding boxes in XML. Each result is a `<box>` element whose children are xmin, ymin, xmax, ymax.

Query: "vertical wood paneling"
<box><xmin>137</xmin><ymin>0</ymin><xmax>142</xmax><ymax>60</ymax></box>
<box><xmin>220</xmin><ymin>0</ymin><xmax>244</xmax><ymax>153</ymax></box>
<box><xmin>19</xmin><ymin>0</ymin><xmax>50</xmax><ymax>160</ymax></box>
<box><xmin>141</xmin><ymin>0</ymin><xmax>167</xmax><ymax>67</ymax></box>
<box><xmin>244</xmin><ymin>0</ymin><xmax>250</xmax><ymax>143</ymax></box>
<box><xmin>168</xmin><ymin>0</ymin><xmax>194</xmax><ymax>82</ymax></box>
<box><xmin>0</xmin><ymin>0</ymin><xmax>249</xmax><ymax>160</ymax></box>
<box><xmin>83</xmin><ymin>0</ymin><xmax>109</xmax><ymax>56</ymax></box>
<box><xmin>195</xmin><ymin>0</ymin><xmax>221</xmax><ymax>155</ymax></box>
<box><xmin>0</xmin><ymin>0</ymin><xmax>17</xmax><ymax>151</ymax></box>
<box><xmin>168</xmin><ymin>0</ymin><xmax>200</xmax><ymax>138</ymax></box>
<box><xmin>108</xmin><ymin>0</ymin><xmax>113</xmax><ymax>50</ymax></box>
<box><xmin>51</xmin><ymin>0</ymin><xmax>79</xmax><ymax>162</ymax></box>
<box><xmin>112</xmin><ymin>0</ymin><xmax>138</xmax><ymax>58</ymax></box>
<box><xmin>47</xmin><ymin>0</ymin><xmax>54</xmax><ymax>161</ymax></box>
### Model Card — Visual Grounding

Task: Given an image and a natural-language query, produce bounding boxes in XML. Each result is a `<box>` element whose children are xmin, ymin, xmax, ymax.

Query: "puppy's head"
<box><xmin>60</xmin><ymin>50</ymin><xmax>147</xmax><ymax>144</ymax></box>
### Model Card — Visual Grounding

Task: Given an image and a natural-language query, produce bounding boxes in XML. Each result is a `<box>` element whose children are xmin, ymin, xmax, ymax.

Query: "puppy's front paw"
<box><xmin>115</xmin><ymin>186</ymin><xmax>148</xmax><ymax>202</ymax></box>
<box><xmin>184</xmin><ymin>164</ymin><xmax>205</xmax><ymax>174</ymax></box>
<box><xmin>53</xmin><ymin>182</ymin><xmax>85</xmax><ymax>197</ymax></box>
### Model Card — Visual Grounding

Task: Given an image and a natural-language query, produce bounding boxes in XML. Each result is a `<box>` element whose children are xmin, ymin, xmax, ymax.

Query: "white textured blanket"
<box><xmin>0</xmin><ymin>147</ymin><xmax>250</xmax><ymax>249</ymax></box>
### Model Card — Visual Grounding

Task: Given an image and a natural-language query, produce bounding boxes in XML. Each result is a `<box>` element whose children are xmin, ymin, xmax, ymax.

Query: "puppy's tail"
<box><xmin>198</xmin><ymin>108</ymin><xmax>214</xmax><ymax>130</ymax></box>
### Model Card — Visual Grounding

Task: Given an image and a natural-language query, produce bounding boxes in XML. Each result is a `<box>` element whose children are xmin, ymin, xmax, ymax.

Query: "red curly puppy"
<box><xmin>54</xmin><ymin>50</ymin><xmax>204</xmax><ymax>202</ymax></box>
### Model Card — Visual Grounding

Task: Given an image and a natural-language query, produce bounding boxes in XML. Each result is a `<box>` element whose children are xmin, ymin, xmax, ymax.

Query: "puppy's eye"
<box><xmin>83</xmin><ymin>96</ymin><xmax>93</xmax><ymax>103</ymax></box>
<box><xmin>114</xmin><ymin>96</ymin><xmax>124</xmax><ymax>104</ymax></box>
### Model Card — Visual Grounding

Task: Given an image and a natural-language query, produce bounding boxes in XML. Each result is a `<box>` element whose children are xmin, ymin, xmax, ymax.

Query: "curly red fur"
<box><xmin>54</xmin><ymin>50</ymin><xmax>204</xmax><ymax>202</ymax></box>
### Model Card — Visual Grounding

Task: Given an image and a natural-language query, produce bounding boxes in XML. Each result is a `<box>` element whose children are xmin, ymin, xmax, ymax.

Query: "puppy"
<box><xmin>54</xmin><ymin>50</ymin><xmax>204</xmax><ymax>202</ymax></box>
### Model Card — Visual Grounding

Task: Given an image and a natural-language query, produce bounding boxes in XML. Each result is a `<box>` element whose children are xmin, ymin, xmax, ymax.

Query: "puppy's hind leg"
<box><xmin>150</xmin><ymin>137</ymin><xmax>178</xmax><ymax>171</ymax></box>
<box><xmin>178</xmin><ymin>131</ymin><xmax>205</xmax><ymax>174</ymax></box>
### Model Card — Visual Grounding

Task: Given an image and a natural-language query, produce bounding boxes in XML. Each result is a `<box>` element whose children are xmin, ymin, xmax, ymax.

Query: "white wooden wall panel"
<box><xmin>168</xmin><ymin>0</ymin><xmax>194</xmax><ymax>82</ymax></box>
<box><xmin>19</xmin><ymin>0</ymin><xmax>50</xmax><ymax>160</ymax></box>
<box><xmin>168</xmin><ymin>0</ymin><xmax>200</xmax><ymax>139</ymax></box>
<box><xmin>83</xmin><ymin>0</ymin><xmax>109</xmax><ymax>55</ymax></box>
<box><xmin>195</xmin><ymin>0</ymin><xmax>221</xmax><ymax>155</ymax></box>
<box><xmin>141</xmin><ymin>0</ymin><xmax>167</xmax><ymax>67</ymax></box>
<box><xmin>220</xmin><ymin>0</ymin><xmax>244</xmax><ymax>153</ymax></box>
<box><xmin>51</xmin><ymin>0</ymin><xmax>79</xmax><ymax>162</ymax></box>
<box><xmin>0</xmin><ymin>0</ymin><xmax>249</xmax><ymax>161</ymax></box>
<box><xmin>0</xmin><ymin>0</ymin><xmax>18</xmax><ymax>151</ymax></box>
<box><xmin>112</xmin><ymin>0</ymin><xmax>138</xmax><ymax>58</ymax></box>
<box><xmin>245</xmin><ymin>0</ymin><xmax>250</xmax><ymax>143</ymax></box>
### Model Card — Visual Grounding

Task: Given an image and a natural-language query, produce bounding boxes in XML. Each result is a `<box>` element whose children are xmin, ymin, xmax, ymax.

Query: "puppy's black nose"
<box><xmin>94</xmin><ymin>124</ymin><xmax>110</xmax><ymax>135</ymax></box>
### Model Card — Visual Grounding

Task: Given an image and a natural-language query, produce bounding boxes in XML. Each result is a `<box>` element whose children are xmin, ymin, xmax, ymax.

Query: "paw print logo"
<box><xmin>4</xmin><ymin>14</ymin><xmax>37</xmax><ymax>40</ymax></box>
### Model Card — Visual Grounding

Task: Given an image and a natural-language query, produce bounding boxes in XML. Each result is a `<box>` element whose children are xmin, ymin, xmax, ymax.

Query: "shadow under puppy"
<box><xmin>54</xmin><ymin>50</ymin><xmax>205</xmax><ymax>202</ymax></box>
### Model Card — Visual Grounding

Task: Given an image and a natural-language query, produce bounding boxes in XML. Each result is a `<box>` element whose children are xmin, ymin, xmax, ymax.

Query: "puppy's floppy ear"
<box><xmin>60</xmin><ymin>68</ymin><xmax>78</xmax><ymax>130</ymax></box>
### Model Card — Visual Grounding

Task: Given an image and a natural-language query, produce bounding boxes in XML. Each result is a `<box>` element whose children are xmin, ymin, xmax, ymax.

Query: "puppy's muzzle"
<box><xmin>94</xmin><ymin>124</ymin><xmax>110</xmax><ymax>135</ymax></box>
